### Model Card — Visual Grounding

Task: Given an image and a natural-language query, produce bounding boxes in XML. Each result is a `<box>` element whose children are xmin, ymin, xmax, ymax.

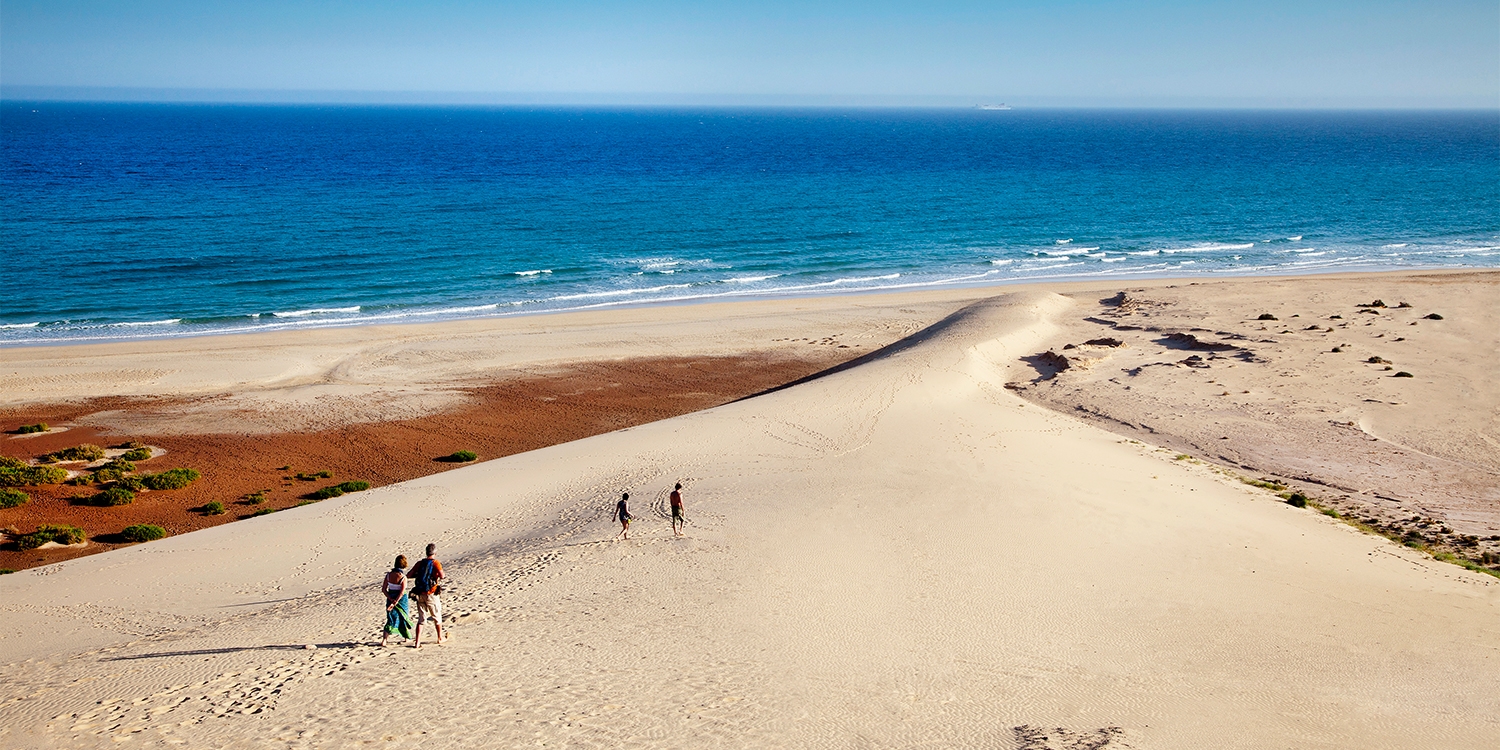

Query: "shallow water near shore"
<box><xmin>3</xmin><ymin>104</ymin><xmax>1497</xmax><ymax>344</ymax></box>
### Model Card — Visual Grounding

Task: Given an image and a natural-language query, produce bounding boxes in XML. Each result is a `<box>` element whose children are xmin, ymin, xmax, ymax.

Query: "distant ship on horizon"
<box><xmin>977</xmin><ymin>103</ymin><xmax>1012</xmax><ymax>110</ymax></box>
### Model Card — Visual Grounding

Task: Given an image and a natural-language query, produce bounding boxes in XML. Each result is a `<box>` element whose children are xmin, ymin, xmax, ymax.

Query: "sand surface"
<box><xmin>1</xmin><ymin>273</ymin><xmax>1498</xmax><ymax>748</ymax></box>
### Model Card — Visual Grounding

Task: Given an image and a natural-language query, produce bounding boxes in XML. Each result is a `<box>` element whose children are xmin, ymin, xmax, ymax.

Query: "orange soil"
<box><xmin>0</xmin><ymin>353</ymin><xmax>844</xmax><ymax>571</ymax></box>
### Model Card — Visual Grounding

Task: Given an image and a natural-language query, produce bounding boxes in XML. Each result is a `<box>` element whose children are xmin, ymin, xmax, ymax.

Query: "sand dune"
<box><xmin>2</xmin><ymin>282</ymin><xmax>1498</xmax><ymax>748</ymax></box>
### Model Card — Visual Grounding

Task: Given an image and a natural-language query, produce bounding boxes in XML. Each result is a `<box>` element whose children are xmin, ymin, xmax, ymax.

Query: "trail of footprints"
<box><xmin>43</xmin><ymin>546</ymin><xmax>570</xmax><ymax>742</ymax></box>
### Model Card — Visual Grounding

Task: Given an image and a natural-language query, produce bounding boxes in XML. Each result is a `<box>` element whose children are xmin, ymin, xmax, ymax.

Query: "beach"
<box><xmin>2</xmin><ymin>270</ymin><xmax>1498</xmax><ymax>748</ymax></box>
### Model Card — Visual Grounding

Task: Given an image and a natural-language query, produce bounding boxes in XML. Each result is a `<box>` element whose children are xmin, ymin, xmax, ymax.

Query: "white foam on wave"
<box><xmin>1101</xmin><ymin>257</ymin><xmax>1126</xmax><ymax>263</ymax></box>
<box><xmin>1382</xmin><ymin>243</ymin><xmax>1408</xmax><ymax>249</ymax></box>
<box><xmin>1287</xmin><ymin>235</ymin><xmax>1303</xmax><ymax>241</ymax></box>
<box><xmin>1162</xmin><ymin>243</ymin><xmax>1255</xmax><ymax>254</ymax></box>
<box><xmin>271</xmin><ymin>307</ymin><xmax>361</xmax><ymax>318</ymax></box>
<box><xmin>514</xmin><ymin>269</ymin><xmax>552</xmax><ymax>277</ymax></box>
<box><xmin>1056</xmin><ymin>239</ymin><xmax>1073</xmax><ymax>245</ymax></box>
<box><xmin>722</xmin><ymin>274</ymin><xmax>780</xmax><ymax>284</ymax></box>
<box><xmin>988</xmin><ymin>259</ymin><xmax>1014</xmax><ymax>266</ymax></box>
<box><xmin>0</xmin><ymin>322</ymin><xmax>40</xmax><ymax>329</ymax></box>
<box><xmin>548</xmin><ymin>283</ymin><xmax>697</xmax><ymax>303</ymax></box>
<box><xmin>1084</xmin><ymin>252</ymin><xmax>1106</xmax><ymax>258</ymax></box>
<box><xmin>1128</xmin><ymin>250</ymin><xmax>1160</xmax><ymax>256</ymax></box>
<box><xmin>110</xmin><ymin>319</ymin><xmax>182</xmax><ymax>327</ymax></box>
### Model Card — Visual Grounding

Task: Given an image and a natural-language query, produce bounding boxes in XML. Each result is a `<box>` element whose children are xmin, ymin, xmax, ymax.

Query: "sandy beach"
<box><xmin>2</xmin><ymin>271</ymin><xmax>1497</xmax><ymax>748</ymax></box>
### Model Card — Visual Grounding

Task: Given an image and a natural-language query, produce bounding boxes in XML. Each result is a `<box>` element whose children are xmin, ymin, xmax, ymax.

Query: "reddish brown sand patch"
<box><xmin>0</xmin><ymin>354</ymin><xmax>844</xmax><ymax>571</ymax></box>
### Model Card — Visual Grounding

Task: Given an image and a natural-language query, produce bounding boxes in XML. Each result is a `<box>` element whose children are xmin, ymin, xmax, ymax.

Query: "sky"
<box><xmin>2</xmin><ymin>1</ymin><xmax>1496</xmax><ymax>107</ymax></box>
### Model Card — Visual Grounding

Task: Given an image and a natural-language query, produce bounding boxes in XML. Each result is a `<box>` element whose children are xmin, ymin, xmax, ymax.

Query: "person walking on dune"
<box><xmin>407</xmin><ymin>543</ymin><xmax>445</xmax><ymax>647</ymax></box>
<box><xmin>379</xmin><ymin>554</ymin><xmax>413</xmax><ymax>647</ymax></box>
<box><xmin>669</xmin><ymin>482</ymin><xmax>685</xmax><ymax>538</ymax></box>
<box><xmin>615</xmin><ymin>492</ymin><xmax>633</xmax><ymax>540</ymax></box>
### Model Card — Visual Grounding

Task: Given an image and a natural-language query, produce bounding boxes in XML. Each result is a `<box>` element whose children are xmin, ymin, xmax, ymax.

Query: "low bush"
<box><xmin>120</xmin><ymin>524</ymin><xmax>167</xmax><ymax>543</ymax></box>
<box><xmin>115</xmin><ymin>441</ymin><xmax>145</xmax><ymax>449</ymax></box>
<box><xmin>200</xmin><ymin>501</ymin><xmax>226</xmax><ymax>515</ymax></box>
<box><xmin>140</xmin><ymin>468</ymin><xmax>201</xmax><ymax>490</ymax></box>
<box><xmin>45</xmin><ymin>444</ymin><xmax>106</xmax><ymax>463</ymax></box>
<box><xmin>116</xmin><ymin>475</ymin><xmax>145</xmax><ymax>492</ymax></box>
<box><xmin>0</xmin><ymin>464</ymin><xmax>69</xmax><ymax>487</ymax></box>
<box><xmin>244</xmin><ymin>491</ymin><xmax>268</xmax><ymax>505</ymax></box>
<box><xmin>295</xmin><ymin>470</ymin><xmax>334</xmax><ymax>481</ymax></box>
<box><xmin>0</xmin><ymin>456</ymin><xmax>25</xmax><ymax>469</ymax></box>
<box><xmin>0</xmin><ymin>569</ymin><xmax>13</xmax><ymax>574</ymax></box>
<box><xmin>248</xmin><ymin>507</ymin><xmax>277</xmax><ymax>517</ymax></box>
<box><xmin>0</xmin><ymin>488</ymin><xmax>29</xmax><ymax>508</ymax></box>
<box><xmin>89</xmin><ymin>486</ymin><xmax>136</xmax><ymax>506</ymax></box>
<box><xmin>16</xmin><ymin>423</ymin><xmax>48</xmax><ymax>434</ymax></box>
<box><xmin>310</xmin><ymin>485</ymin><xmax>345</xmax><ymax>500</ymax></box>
<box><xmin>120</xmin><ymin>447</ymin><xmax>153</xmax><ymax>461</ymax></box>
<box><xmin>1285</xmin><ymin>492</ymin><xmax>1308</xmax><ymax>508</ymax></box>
<box><xmin>440</xmin><ymin>450</ymin><xmax>478</xmax><ymax>463</ymax></box>
<box><xmin>16</xmin><ymin>524</ymin><xmax>86</xmax><ymax>550</ymax></box>
<box><xmin>336</xmin><ymin>480</ymin><xmax>370</xmax><ymax>493</ymax></box>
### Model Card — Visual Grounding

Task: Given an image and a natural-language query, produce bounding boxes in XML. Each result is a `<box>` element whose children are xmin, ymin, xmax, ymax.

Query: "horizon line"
<box><xmin>4</xmin><ymin>85</ymin><xmax>1496</xmax><ymax>111</ymax></box>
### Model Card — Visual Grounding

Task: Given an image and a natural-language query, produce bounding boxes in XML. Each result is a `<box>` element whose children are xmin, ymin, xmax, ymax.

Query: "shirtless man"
<box><xmin>669</xmin><ymin>482</ymin><xmax>685</xmax><ymax>537</ymax></box>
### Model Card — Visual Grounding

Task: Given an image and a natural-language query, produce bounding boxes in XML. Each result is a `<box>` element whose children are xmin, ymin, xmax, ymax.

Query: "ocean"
<box><xmin>2</xmin><ymin>104</ymin><xmax>1496</xmax><ymax>345</ymax></box>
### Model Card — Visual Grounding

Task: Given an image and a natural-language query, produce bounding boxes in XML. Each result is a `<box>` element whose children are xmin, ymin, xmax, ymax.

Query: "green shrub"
<box><xmin>140</xmin><ymin>468</ymin><xmax>201</xmax><ymax>490</ymax></box>
<box><xmin>1285</xmin><ymin>492</ymin><xmax>1308</xmax><ymax>508</ymax></box>
<box><xmin>0</xmin><ymin>464</ymin><xmax>69</xmax><ymax>487</ymax></box>
<box><xmin>200</xmin><ymin>500</ymin><xmax>226</xmax><ymax>515</ymax></box>
<box><xmin>0</xmin><ymin>488</ymin><xmax>28</xmax><ymax>508</ymax></box>
<box><xmin>116</xmin><ymin>475</ymin><xmax>145</xmax><ymax>491</ymax></box>
<box><xmin>65</xmin><ymin>474</ymin><xmax>94</xmax><ymax>487</ymax></box>
<box><xmin>0</xmin><ymin>569</ymin><xmax>14</xmax><ymax>574</ymax></box>
<box><xmin>310</xmin><ymin>485</ymin><xmax>345</xmax><ymax>500</ymax></box>
<box><xmin>336</xmin><ymin>480</ymin><xmax>370</xmax><ymax>493</ymax></box>
<box><xmin>0</xmin><ymin>456</ymin><xmax>25</xmax><ymax>469</ymax></box>
<box><xmin>296</xmin><ymin>470</ymin><xmax>333</xmax><ymax>481</ymax></box>
<box><xmin>16</xmin><ymin>524</ymin><xmax>86</xmax><ymax>550</ymax></box>
<box><xmin>89</xmin><ymin>486</ymin><xmax>136</xmax><ymax>506</ymax></box>
<box><xmin>441</xmin><ymin>450</ymin><xmax>478</xmax><ymax>463</ymax></box>
<box><xmin>248</xmin><ymin>507</ymin><xmax>277</xmax><ymax>517</ymax></box>
<box><xmin>120</xmin><ymin>447</ymin><xmax>152</xmax><ymax>461</ymax></box>
<box><xmin>244</xmin><ymin>491</ymin><xmax>268</xmax><ymax>505</ymax></box>
<box><xmin>46</xmin><ymin>444</ymin><xmax>106</xmax><ymax>463</ymax></box>
<box><xmin>120</xmin><ymin>524</ymin><xmax>167</xmax><ymax>543</ymax></box>
<box><xmin>16</xmin><ymin>423</ymin><xmax>48</xmax><ymax>434</ymax></box>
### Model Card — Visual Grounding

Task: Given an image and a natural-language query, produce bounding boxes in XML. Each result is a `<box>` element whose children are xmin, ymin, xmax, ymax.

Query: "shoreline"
<box><xmin>4</xmin><ymin>264</ymin><xmax>1494</xmax><ymax>350</ymax></box>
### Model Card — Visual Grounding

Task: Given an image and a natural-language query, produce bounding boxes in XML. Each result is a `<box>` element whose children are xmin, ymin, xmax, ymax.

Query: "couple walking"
<box><xmin>379</xmin><ymin>542</ymin><xmax>445</xmax><ymax>647</ymax></box>
<box><xmin>613</xmin><ymin>482</ymin><xmax>686</xmax><ymax>540</ymax></box>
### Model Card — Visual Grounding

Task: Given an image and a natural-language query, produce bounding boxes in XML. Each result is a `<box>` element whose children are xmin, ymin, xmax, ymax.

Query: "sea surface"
<box><xmin>3</xmin><ymin>104</ymin><xmax>1497</xmax><ymax>345</ymax></box>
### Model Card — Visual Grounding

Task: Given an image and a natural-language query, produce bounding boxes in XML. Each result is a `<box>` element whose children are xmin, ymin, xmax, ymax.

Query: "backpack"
<box><xmin>412</xmin><ymin>558</ymin><xmax>439</xmax><ymax>594</ymax></box>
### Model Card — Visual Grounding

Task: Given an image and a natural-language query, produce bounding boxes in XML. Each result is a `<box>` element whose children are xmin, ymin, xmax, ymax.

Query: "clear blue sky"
<box><xmin>2</xmin><ymin>1</ymin><xmax>1496</xmax><ymax>107</ymax></box>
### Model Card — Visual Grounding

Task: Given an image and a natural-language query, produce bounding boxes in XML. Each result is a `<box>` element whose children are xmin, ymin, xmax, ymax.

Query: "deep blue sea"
<box><xmin>3</xmin><ymin>104</ymin><xmax>1497</xmax><ymax>345</ymax></box>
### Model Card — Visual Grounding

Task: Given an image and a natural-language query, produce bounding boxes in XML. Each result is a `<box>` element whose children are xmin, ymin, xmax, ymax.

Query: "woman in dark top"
<box><xmin>614</xmin><ymin>492</ymin><xmax>632</xmax><ymax>540</ymax></box>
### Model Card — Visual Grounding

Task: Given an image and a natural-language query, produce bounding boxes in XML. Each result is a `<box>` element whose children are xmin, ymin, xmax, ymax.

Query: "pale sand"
<box><xmin>1</xmin><ymin>273</ymin><xmax>1497</xmax><ymax>748</ymax></box>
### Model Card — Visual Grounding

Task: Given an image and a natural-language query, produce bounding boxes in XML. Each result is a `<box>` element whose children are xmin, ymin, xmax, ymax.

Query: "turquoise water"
<box><xmin>2</xmin><ymin>104</ymin><xmax>1496</xmax><ymax>344</ymax></box>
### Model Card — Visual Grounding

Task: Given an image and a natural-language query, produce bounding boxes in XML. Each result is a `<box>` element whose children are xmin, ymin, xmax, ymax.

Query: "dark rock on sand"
<box><xmin>1159</xmin><ymin>332</ymin><xmax>1238</xmax><ymax>351</ymax></box>
<box><xmin>1257</xmin><ymin>313</ymin><xmax>1278</xmax><ymax>320</ymax></box>
<box><xmin>1084</xmin><ymin>337</ymin><xmax>1124</xmax><ymax>347</ymax></box>
<box><xmin>1423</xmin><ymin>313</ymin><xmax>1443</xmax><ymax>320</ymax></box>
